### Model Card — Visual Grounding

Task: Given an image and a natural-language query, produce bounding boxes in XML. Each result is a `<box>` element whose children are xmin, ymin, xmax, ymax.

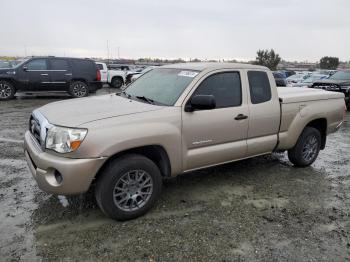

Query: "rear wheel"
<box><xmin>0</xmin><ymin>80</ymin><xmax>15</xmax><ymax>100</ymax></box>
<box><xmin>95</xmin><ymin>154</ymin><xmax>162</xmax><ymax>220</ymax></box>
<box><xmin>69</xmin><ymin>81</ymin><xmax>89</xmax><ymax>98</ymax></box>
<box><xmin>288</xmin><ymin>127</ymin><xmax>321</xmax><ymax>167</ymax></box>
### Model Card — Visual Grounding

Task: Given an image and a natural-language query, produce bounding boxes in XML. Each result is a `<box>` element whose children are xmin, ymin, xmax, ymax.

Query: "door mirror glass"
<box><xmin>186</xmin><ymin>95</ymin><xmax>216</xmax><ymax>112</ymax></box>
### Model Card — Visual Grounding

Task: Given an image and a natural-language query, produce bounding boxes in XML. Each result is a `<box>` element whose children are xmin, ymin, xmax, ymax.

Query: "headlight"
<box><xmin>46</xmin><ymin>126</ymin><xmax>87</xmax><ymax>153</ymax></box>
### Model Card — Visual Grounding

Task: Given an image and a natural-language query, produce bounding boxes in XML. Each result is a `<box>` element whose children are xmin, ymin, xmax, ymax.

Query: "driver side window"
<box><xmin>192</xmin><ymin>72</ymin><xmax>242</xmax><ymax>108</ymax></box>
<box><xmin>26</xmin><ymin>59</ymin><xmax>48</xmax><ymax>71</ymax></box>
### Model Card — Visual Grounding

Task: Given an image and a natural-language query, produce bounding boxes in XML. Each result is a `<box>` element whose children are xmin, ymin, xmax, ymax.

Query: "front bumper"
<box><xmin>24</xmin><ymin>131</ymin><xmax>107</xmax><ymax>195</ymax></box>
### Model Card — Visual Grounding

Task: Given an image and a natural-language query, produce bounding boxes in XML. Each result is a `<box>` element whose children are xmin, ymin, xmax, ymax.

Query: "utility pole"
<box><xmin>117</xmin><ymin>46</ymin><xmax>120</xmax><ymax>60</ymax></box>
<box><xmin>107</xmin><ymin>40</ymin><xmax>110</xmax><ymax>64</ymax></box>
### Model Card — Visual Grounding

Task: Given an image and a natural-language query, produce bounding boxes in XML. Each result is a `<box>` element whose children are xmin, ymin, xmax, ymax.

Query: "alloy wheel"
<box><xmin>302</xmin><ymin>135</ymin><xmax>318</xmax><ymax>162</ymax></box>
<box><xmin>72</xmin><ymin>83</ymin><xmax>87</xmax><ymax>97</ymax></box>
<box><xmin>0</xmin><ymin>82</ymin><xmax>12</xmax><ymax>98</ymax></box>
<box><xmin>113</xmin><ymin>170</ymin><xmax>153</xmax><ymax>212</ymax></box>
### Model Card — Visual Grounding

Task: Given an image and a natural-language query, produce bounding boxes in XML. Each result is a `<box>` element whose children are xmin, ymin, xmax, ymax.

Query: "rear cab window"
<box><xmin>247</xmin><ymin>71</ymin><xmax>272</xmax><ymax>104</ymax></box>
<box><xmin>96</xmin><ymin>63</ymin><xmax>104</xmax><ymax>70</ymax></box>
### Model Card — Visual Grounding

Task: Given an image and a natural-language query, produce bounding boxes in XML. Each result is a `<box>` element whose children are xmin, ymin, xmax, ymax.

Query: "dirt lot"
<box><xmin>0</xmin><ymin>88</ymin><xmax>349</xmax><ymax>261</ymax></box>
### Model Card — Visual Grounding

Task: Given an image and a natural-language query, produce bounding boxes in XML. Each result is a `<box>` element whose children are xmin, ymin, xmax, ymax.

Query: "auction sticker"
<box><xmin>178</xmin><ymin>71</ymin><xmax>199</xmax><ymax>78</ymax></box>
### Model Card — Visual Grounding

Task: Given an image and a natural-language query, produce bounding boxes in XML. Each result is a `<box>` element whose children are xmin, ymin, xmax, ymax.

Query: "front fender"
<box><xmin>73</xmin><ymin>108</ymin><xmax>183</xmax><ymax>175</ymax></box>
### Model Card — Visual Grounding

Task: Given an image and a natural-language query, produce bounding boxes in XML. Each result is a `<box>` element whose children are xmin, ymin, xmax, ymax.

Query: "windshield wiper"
<box><xmin>136</xmin><ymin>95</ymin><xmax>155</xmax><ymax>104</ymax></box>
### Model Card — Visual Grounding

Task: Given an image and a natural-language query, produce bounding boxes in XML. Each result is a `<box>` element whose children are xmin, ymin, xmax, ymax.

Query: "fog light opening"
<box><xmin>54</xmin><ymin>170</ymin><xmax>63</xmax><ymax>184</ymax></box>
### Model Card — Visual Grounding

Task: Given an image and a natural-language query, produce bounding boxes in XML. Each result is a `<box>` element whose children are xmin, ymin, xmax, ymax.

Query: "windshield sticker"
<box><xmin>178</xmin><ymin>71</ymin><xmax>199</xmax><ymax>78</ymax></box>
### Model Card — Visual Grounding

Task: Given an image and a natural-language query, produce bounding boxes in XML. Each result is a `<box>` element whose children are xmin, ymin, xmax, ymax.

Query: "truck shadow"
<box><xmin>29</xmin><ymin>152</ymin><xmax>335</xmax><ymax>260</ymax></box>
<box><xmin>30</xmin><ymin>152</ymin><xmax>317</xmax><ymax>225</ymax></box>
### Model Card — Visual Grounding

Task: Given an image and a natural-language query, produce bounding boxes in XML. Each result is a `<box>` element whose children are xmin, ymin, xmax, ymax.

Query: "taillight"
<box><xmin>96</xmin><ymin>70</ymin><xmax>101</xmax><ymax>81</ymax></box>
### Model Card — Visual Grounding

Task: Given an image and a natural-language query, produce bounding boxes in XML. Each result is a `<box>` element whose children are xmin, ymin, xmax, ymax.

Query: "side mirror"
<box><xmin>185</xmin><ymin>95</ymin><xmax>216</xmax><ymax>112</ymax></box>
<box><xmin>22</xmin><ymin>65</ymin><xmax>28</xmax><ymax>71</ymax></box>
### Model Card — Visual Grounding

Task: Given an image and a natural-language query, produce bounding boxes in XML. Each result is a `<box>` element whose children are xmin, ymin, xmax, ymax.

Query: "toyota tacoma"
<box><xmin>24</xmin><ymin>63</ymin><xmax>346</xmax><ymax>220</ymax></box>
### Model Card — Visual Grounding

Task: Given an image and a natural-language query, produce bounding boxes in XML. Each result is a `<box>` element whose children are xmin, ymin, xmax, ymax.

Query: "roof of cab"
<box><xmin>161</xmin><ymin>62</ymin><xmax>268</xmax><ymax>71</ymax></box>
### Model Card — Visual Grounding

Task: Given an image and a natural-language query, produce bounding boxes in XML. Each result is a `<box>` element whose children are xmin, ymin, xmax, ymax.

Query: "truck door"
<box><xmin>48</xmin><ymin>58</ymin><xmax>72</xmax><ymax>91</ymax></box>
<box><xmin>246</xmin><ymin>70</ymin><xmax>280</xmax><ymax>155</ymax></box>
<box><xmin>18</xmin><ymin>59</ymin><xmax>50</xmax><ymax>91</ymax></box>
<box><xmin>182</xmin><ymin>70</ymin><xmax>249</xmax><ymax>171</ymax></box>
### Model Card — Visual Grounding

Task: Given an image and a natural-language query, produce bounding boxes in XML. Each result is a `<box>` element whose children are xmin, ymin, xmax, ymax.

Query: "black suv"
<box><xmin>310</xmin><ymin>70</ymin><xmax>350</xmax><ymax>110</ymax></box>
<box><xmin>0</xmin><ymin>56</ymin><xmax>102</xmax><ymax>100</ymax></box>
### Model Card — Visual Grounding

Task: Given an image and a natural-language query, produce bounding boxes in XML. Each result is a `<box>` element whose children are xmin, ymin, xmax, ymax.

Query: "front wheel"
<box><xmin>288</xmin><ymin>127</ymin><xmax>321</xmax><ymax>167</ymax></box>
<box><xmin>95</xmin><ymin>154</ymin><xmax>162</xmax><ymax>220</ymax></box>
<box><xmin>0</xmin><ymin>80</ymin><xmax>16</xmax><ymax>100</ymax></box>
<box><xmin>69</xmin><ymin>81</ymin><xmax>89</xmax><ymax>98</ymax></box>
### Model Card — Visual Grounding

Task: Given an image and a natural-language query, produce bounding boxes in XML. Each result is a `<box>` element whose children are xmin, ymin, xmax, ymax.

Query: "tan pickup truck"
<box><xmin>24</xmin><ymin>63</ymin><xmax>346</xmax><ymax>220</ymax></box>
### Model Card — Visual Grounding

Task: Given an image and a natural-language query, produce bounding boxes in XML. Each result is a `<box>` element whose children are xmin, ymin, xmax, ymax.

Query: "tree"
<box><xmin>253</xmin><ymin>49</ymin><xmax>281</xmax><ymax>71</ymax></box>
<box><xmin>319</xmin><ymin>56</ymin><xmax>339</xmax><ymax>70</ymax></box>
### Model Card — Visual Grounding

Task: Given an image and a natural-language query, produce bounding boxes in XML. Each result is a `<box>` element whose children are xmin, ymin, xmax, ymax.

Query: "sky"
<box><xmin>0</xmin><ymin>0</ymin><xmax>349</xmax><ymax>62</ymax></box>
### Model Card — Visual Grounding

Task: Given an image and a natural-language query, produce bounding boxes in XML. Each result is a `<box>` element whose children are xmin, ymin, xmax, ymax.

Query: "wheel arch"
<box><xmin>305</xmin><ymin>118</ymin><xmax>327</xmax><ymax>149</ymax></box>
<box><xmin>111</xmin><ymin>75</ymin><xmax>124</xmax><ymax>83</ymax></box>
<box><xmin>94</xmin><ymin>145</ymin><xmax>172</xmax><ymax>183</ymax></box>
<box><xmin>0</xmin><ymin>78</ymin><xmax>16</xmax><ymax>88</ymax></box>
<box><xmin>70</xmin><ymin>78</ymin><xmax>88</xmax><ymax>85</ymax></box>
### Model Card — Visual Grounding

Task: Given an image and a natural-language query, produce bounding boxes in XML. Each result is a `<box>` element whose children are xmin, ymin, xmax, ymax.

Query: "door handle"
<box><xmin>41</xmin><ymin>73</ymin><xmax>48</xmax><ymax>76</ymax></box>
<box><xmin>65</xmin><ymin>73</ymin><xmax>72</xmax><ymax>76</ymax></box>
<box><xmin>234</xmin><ymin>114</ymin><xmax>248</xmax><ymax>120</ymax></box>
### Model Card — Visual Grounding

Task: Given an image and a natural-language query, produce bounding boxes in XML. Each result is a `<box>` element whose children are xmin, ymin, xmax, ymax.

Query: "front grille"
<box><xmin>312</xmin><ymin>83</ymin><xmax>341</xmax><ymax>92</ymax></box>
<box><xmin>29</xmin><ymin>115</ymin><xmax>41</xmax><ymax>146</ymax></box>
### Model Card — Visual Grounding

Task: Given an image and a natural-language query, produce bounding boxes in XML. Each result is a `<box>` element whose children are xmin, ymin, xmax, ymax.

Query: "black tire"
<box><xmin>95</xmin><ymin>154</ymin><xmax>162</xmax><ymax>220</ymax></box>
<box><xmin>69</xmin><ymin>81</ymin><xmax>89</xmax><ymax>98</ymax></box>
<box><xmin>288</xmin><ymin>127</ymin><xmax>321</xmax><ymax>167</ymax></box>
<box><xmin>0</xmin><ymin>80</ymin><xmax>16</xmax><ymax>100</ymax></box>
<box><xmin>111</xmin><ymin>77</ymin><xmax>123</xmax><ymax>88</ymax></box>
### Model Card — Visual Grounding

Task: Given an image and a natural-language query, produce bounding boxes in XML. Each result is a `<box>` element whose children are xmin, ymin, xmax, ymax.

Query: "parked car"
<box><xmin>272</xmin><ymin>71</ymin><xmax>287</xmax><ymax>86</ymax></box>
<box><xmin>311</xmin><ymin>70</ymin><xmax>350</xmax><ymax>110</ymax></box>
<box><xmin>24</xmin><ymin>63</ymin><xmax>346</xmax><ymax>220</ymax></box>
<box><xmin>290</xmin><ymin>73</ymin><xmax>328</xmax><ymax>88</ymax></box>
<box><xmin>0</xmin><ymin>56</ymin><xmax>102</xmax><ymax>100</ymax></box>
<box><xmin>278</xmin><ymin>70</ymin><xmax>296</xmax><ymax>78</ymax></box>
<box><xmin>0</xmin><ymin>60</ymin><xmax>14</xmax><ymax>69</ymax></box>
<box><xmin>107</xmin><ymin>64</ymin><xmax>144</xmax><ymax>88</ymax></box>
<box><xmin>319</xmin><ymin>70</ymin><xmax>337</xmax><ymax>77</ymax></box>
<box><xmin>95</xmin><ymin>62</ymin><xmax>108</xmax><ymax>83</ymax></box>
<box><xmin>107</xmin><ymin>68</ymin><xmax>127</xmax><ymax>88</ymax></box>
<box><xmin>286</xmin><ymin>72</ymin><xmax>312</xmax><ymax>85</ymax></box>
<box><xmin>129</xmin><ymin>66</ymin><xmax>157</xmax><ymax>83</ymax></box>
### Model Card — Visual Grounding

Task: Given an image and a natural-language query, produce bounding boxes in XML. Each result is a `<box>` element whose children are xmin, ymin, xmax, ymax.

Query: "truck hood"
<box><xmin>38</xmin><ymin>94</ymin><xmax>164</xmax><ymax>127</ymax></box>
<box><xmin>0</xmin><ymin>68</ymin><xmax>15</xmax><ymax>75</ymax></box>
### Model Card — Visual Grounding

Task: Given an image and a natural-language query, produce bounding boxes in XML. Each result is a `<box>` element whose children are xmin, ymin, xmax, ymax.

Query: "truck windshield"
<box><xmin>329</xmin><ymin>71</ymin><xmax>350</xmax><ymax>80</ymax></box>
<box><xmin>124</xmin><ymin>68</ymin><xmax>198</xmax><ymax>106</ymax></box>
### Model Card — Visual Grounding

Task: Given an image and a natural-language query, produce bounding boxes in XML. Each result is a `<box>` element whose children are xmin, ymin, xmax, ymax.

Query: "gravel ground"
<box><xmin>0</xmin><ymin>88</ymin><xmax>349</xmax><ymax>261</ymax></box>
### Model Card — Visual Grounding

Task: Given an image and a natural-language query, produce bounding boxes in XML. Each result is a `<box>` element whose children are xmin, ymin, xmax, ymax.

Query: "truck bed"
<box><xmin>277</xmin><ymin>87</ymin><xmax>345</xmax><ymax>104</ymax></box>
<box><xmin>276</xmin><ymin>87</ymin><xmax>345</xmax><ymax>151</ymax></box>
